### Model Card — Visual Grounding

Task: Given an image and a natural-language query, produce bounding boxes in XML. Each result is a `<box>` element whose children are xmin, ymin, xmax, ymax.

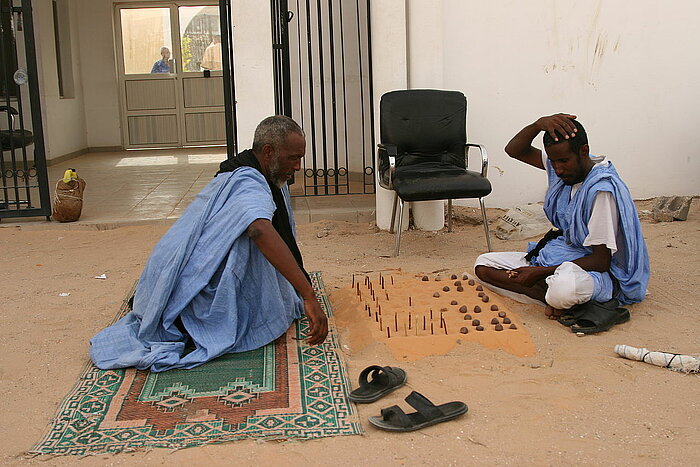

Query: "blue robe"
<box><xmin>89</xmin><ymin>168</ymin><xmax>303</xmax><ymax>372</ymax></box>
<box><xmin>529</xmin><ymin>158</ymin><xmax>650</xmax><ymax>305</ymax></box>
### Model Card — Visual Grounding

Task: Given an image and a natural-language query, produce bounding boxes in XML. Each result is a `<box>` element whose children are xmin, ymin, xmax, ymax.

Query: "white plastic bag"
<box><xmin>494</xmin><ymin>203</ymin><xmax>552</xmax><ymax>240</ymax></box>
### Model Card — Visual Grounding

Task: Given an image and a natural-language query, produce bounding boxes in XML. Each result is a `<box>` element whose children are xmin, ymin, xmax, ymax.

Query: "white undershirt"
<box><xmin>542</xmin><ymin>151</ymin><xmax>619</xmax><ymax>254</ymax></box>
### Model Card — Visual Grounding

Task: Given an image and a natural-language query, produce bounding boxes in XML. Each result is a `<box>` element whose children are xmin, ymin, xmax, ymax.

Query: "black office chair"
<box><xmin>377</xmin><ymin>89</ymin><xmax>492</xmax><ymax>256</ymax></box>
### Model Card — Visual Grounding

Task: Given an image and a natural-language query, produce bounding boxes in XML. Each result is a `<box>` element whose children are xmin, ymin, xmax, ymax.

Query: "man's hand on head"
<box><xmin>535</xmin><ymin>114</ymin><xmax>578</xmax><ymax>142</ymax></box>
<box><xmin>302</xmin><ymin>296</ymin><xmax>328</xmax><ymax>345</ymax></box>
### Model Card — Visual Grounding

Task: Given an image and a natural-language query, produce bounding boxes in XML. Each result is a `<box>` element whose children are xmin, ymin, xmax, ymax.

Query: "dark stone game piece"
<box><xmin>454</xmin><ymin>281</ymin><xmax>461</xmax><ymax>287</ymax></box>
<box><xmin>495</xmin><ymin>324</ymin><xmax>504</xmax><ymax>331</ymax></box>
<box><xmin>481</xmin><ymin>295</ymin><xmax>490</xmax><ymax>303</ymax></box>
<box><xmin>460</xmin><ymin>327</ymin><xmax>468</xmax><ymax>334</ymax></box>
<box><xmin>451</xmin><ymin>300</ymin><xmax>458</xmax><ymax>305</ymax></box>
<box><xmin>451</xmin><ymin>274</ymin><xmax>458</xmax><ymax>280</ymax></box>
<box><xmin>491</xmin><ymin>305</ymin><xmax>499</xmax><ymax>311</ymax></box>
<box><xmin>473</xmin><ymin>305</ymin><xmax>481</xmax><ymax>313</ymax></box>
<box><xmin>503</xmin><ymin>318</ymin><xmax>512</xmax><ymax>324</ymax></box>
<box><xmin>422</xmin><ymin>275</ymin><xmax>429</xmax><ymax>281</ymax></box>
<box><xmin>433</xmin><ymin>292</ymin><xmax>441</xmax><ymax>297</ymax></box>
<box><xmin>476</xmin><ymin>325</ymin><xmax>485</xmax><ymax>331</ymax></box>
<box><xmin>476</xmin><ymin>285</ymin><xmax>483</xmax><ymax>291</ymax></box>
<box><xmin>463</xmin><ymin>314</ymin><xmax>472</xmax><ymax>320</ymax></box>
<box><xmin>471</xmin><ymin>319</ymin><xmax>480</xmax><ymax>326</ymax></box>
<box><xmin>462</xmin><ymin>274</ymin><xmax>469</xmax><ymax>280</ymax></box>
<box><xmin>509</xmin><ymin>324</ymin><xmax>517</xmax><ymax>329</ymax></box>
<box><xmin>498</xmin><ymin>311</ymin><xmax>506</xmax><ymax>318</ymax></box>
<box><xmin>443</xmin><ymin>286</ymin><xmax>450</xmax><ymax>292</ymax></box>
<box><xmin>478</xmin><ymin>292</ymin><xmax>484</xmax><ymax>297</ymax></box>
<box><xmin>490</xmin><ymin>318</ymin><xmax>499</xmax><ymax>325</ymax></box>
<box><xmin>457</xmin><ymin>286</ymin><xmax>464</xmax><ymax>292</ymax></box>
<box><xmin>468</xmin><ymin>279</ymin><xmax>475</xmax><ymax>286</ymax></box>
<box><xmin>459</xmin><ymin>305</ymin><xmax>468</xmax><ymax>313</ymax></box>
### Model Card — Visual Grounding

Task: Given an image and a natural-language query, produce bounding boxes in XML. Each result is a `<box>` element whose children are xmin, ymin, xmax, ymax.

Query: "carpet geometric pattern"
<box><xmin>30</xmin><ymin>272</ymin><xmax>361</xmax><ymax>455</ymax></box>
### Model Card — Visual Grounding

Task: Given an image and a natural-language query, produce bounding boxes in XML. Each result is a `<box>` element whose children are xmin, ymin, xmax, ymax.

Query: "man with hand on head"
<box><xmin>90</xmin><ymin>116</ymin><xmax>327</xmax><ymax>371</ymax></box>
<box><xmin>474</xmin><ymin>114</ymin><xmax>649</xmax><ymax>332</ymax></box>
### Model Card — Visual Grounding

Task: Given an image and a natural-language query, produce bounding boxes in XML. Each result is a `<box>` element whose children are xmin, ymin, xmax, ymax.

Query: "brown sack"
<box><xmin>52</xmin><ymin>177</ymin><xmax>86</xmax><ymax>222</ymax></box>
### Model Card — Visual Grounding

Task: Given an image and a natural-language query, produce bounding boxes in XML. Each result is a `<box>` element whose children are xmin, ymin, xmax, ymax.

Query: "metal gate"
<box><xmin>0</xmin><ymin>0</ymin><xmax>50</xmax><ymax>220</ymax></box>
<box><xmin>271</xmin><ymin>0</ymin><xmax>375</xmax><ymax>196</ymax></box>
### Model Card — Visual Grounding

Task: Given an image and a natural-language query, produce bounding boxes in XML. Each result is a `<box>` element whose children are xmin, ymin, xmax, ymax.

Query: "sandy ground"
<box><xmin>1</xmin><ymin>200</ymin><xmax>699</xmax><ymax>466</ymax></box>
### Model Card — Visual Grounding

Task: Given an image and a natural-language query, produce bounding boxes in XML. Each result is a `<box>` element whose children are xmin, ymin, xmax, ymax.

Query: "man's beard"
<box><xmin>269</xmin><ymin>158</ymin><xmax>287</xmax><ymax>188</ymax></box>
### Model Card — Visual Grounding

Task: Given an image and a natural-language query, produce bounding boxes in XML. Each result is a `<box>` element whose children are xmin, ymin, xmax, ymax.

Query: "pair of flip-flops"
<box><xmin>557</xmin><ymin>299</ymin><xmax>630</xmax><ymax>334</ymax></box>
<box><xmin>348</xmin><ymin>365</ymin><xmax>468</xmax><ymax>432</ymax></box>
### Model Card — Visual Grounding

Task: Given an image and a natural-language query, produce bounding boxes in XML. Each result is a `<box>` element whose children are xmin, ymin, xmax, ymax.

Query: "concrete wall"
<box><xmin>34</xmin><ymin>0</ymin><xmax>88</xmax><ymax>160</ymax></box>
<box><xmin>436</xmin><ymin>0</ymin><xmax>699</xmax><ymax>206</ymax></box>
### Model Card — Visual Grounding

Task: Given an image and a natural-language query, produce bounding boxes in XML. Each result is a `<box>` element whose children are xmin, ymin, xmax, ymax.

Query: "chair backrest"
<box><xmin>380</xmin><ymin>89</ymin><xmax>467</xmax><ymax>168</ymax></box>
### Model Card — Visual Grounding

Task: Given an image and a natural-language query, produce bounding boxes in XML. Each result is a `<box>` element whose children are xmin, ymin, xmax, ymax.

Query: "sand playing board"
<box><xmin>332</xmin><ymin>271</ymin><xmax>536</xmax><ymax>361</ymax></box>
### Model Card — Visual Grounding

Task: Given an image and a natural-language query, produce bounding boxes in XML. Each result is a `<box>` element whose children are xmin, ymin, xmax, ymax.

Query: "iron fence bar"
<box><xmin>0</xmin><ymin>1</ymin><xmax>12</xmax><ymax>207</ymax></box>
<box><xmin>326</xmin><ymin>0</ymin><xmax>340</xmax><ymax>194</ymax></box>
<box><xmin>314</xmin><ymin>0</ymin><xmax>328</xmax><ymax>194</ymax></box>
<box><xmin>355</xmin><ymin>0</ymin><xmax>368</xmax><ymax>194</ymax></box>
<box><xmin>219</xmin><ymin>0</ymin><xmax>238</xmax><ymax>157</ymax></box>
<box><xmin>337</xmin><ymin>0</ymin><xmax>350</xmax><ymax>194</ymax></box>
<box><xmin>303</xmin><ymin>0</ymin><xmax>317</xmax><ymax>194</ymax></box>
<box><xmin>364</xmin><ymin>0</ymin><xmax>376</xmax><ymax>194</ymax></box>
<box><xmin>21</xmin><ymin>0</ymin><xmax>49</xmax><ymax>215</ymax></box>
<box><xmin>293</xmin><ymin>0</ymin><xmax>307</xmax><ymax>196</ymax></box>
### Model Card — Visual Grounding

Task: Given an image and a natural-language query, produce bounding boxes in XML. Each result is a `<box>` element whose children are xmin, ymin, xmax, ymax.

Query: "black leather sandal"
<box><xmin>348</xmin><ymin>365</ymin><xmax>406</xmax><ymax>403</ymax></box>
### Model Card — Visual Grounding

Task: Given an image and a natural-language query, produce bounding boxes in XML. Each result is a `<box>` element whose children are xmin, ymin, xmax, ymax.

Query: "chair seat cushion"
<box><xmin>1</xmin><ymin>129</ymin><xmax>34</xmax><ymax>149</ymax></box>
<box><xmin>393</xmin><ymin>163</ymin><xmax>492</xmax><ymax>202</ymax></box>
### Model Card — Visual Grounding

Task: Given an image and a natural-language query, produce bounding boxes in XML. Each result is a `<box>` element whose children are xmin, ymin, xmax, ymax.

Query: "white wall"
<box><xmin>230</xmin><ymin>0</ymin><xmax>275</xmax><ymax>149</ymax></box>
<box><xmin>437</xmin><ymin>0</ymin><xmax>700</xmax><ymax>206</ymax></box>
<box><xmin>34</xmin><ymin>0</ymin><xmax>88</xmax><ymax>160</ymax></box>
<box><xmin>75</xmin><ymin>0</ymin><xmax>120</xmax><ymax>149</ymax></box>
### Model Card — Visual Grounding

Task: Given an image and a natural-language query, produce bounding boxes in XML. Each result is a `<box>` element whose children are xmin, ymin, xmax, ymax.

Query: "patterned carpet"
<box><xmin>31</xmin><ymin>272</ymin><xmax>361</xmax><ymax>455</ymax></box>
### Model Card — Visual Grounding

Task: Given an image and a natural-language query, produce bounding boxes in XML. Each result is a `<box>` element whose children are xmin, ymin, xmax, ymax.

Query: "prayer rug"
<box><xmin>30</xmin><ymin>272</ymin><xmax>361</xmax><ymax>455</ymax></box>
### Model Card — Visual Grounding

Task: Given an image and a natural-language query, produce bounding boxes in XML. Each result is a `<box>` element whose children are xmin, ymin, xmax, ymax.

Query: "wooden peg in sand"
<box><xmin>387</xmin><ymin>326</ymin><xmax>391</xmax><ymax>339</ymax></box>
<box><xmin>394</xmin><ymin>312</ymin><xmax>398</xmax><ymax>332</ymax></box>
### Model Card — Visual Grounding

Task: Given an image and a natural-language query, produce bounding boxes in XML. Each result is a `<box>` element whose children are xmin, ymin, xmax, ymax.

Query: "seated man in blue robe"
<box><xmin>474</xmin><ymin>114</ymin><xmax>650</xmax><ymax>328</ymax></box>
<box><xmin>90</xmin><ymin>116</ymin><xmax>328</xmax><ymax>371</ymax></box>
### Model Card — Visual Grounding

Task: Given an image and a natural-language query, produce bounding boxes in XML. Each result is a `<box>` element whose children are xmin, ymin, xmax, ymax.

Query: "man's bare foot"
<box><xmin>544</xmin><ymin>305</ymin><xmax>563</xmax><ymax>320</ymax></box>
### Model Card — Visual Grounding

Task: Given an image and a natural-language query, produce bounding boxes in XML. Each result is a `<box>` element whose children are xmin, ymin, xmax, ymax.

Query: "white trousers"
<box><xmin>474</xmin><ymin>252</ymin><xmax>595</xmax><ymax>309</ymax></box>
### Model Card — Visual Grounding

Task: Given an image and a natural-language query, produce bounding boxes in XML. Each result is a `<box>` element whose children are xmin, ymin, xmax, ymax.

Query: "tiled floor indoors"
<box><xmin>1</xmin><ymin>147</ymin><xmax>376</xmax><ymax>229</ymax></box>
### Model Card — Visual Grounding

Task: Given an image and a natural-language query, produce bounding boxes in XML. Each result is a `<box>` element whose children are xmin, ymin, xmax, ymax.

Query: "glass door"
<box><xmin>115</xmin><ymin>3</ymin><xmax>225</xmax><ymax>149</ymax></box>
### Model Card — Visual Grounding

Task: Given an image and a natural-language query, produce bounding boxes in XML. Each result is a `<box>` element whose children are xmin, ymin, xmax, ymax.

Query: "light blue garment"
<box><xmin>89</xmin><ymin>168</ymin><xmax>304</xmax><ymax>372</ymax></box>
<box><xmin>529</xmin><ymin>157</ymin><xmax>650</xmax><ymax>305</ymax></box>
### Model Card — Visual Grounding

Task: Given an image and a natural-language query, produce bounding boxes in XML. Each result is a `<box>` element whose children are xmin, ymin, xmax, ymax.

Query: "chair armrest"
<box><xmin>465</xmin><ymin>143</ymin><xmax>488</xmax><ymax>177</ymax></box>
<box><xmin>0</xmin><ymin>106</ymin><xmax>18</xmax><ymax>115</ymax></box>
<box><xmin>377</xmin><ymin>143</ymin><xmax>398</xmax><ymax>189</ymax></box>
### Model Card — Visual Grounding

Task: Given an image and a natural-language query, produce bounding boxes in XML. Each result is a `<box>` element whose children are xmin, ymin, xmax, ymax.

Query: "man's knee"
<box><xmin>544</xmin><ymin>262</ymin><xmax>594</xmax><ymax>309</ymax></box>
<box><xmin>474</xmin><ymin>264</ymin><xmax>488</xmax><ymax>281</ymax></box>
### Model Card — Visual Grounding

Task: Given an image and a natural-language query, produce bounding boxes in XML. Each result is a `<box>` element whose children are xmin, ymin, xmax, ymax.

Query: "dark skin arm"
<box><xmin>246</xmin><ymin>218</ymin><xmax>328</xmax><ymax>345</ymax></box>
<box><xmin>504</xmin><ymin>113</ymin><xmax>579</xmax><ymax>169</ymax></box>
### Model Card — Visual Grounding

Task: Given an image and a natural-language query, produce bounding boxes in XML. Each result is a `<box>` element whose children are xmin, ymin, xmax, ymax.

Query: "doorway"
<box><xmin>114</xmin><ymin>2</ymin><xmax>226</xmax><ymax>149</ymax></box>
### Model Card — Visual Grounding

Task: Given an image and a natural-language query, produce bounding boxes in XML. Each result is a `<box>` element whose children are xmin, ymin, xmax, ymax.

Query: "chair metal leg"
<box><xmin>447</xmin><ymin>199</ymin><xmax>453</xmax><ymax>232</ymax></box>
<box><xmin>393</xmin><ymin>199</ymin><xmax>405</xmax><ymax>257</ymax></box>
<box><xmin>389</xmin><ymin>191</ymin><xmax>399</xmax><ymax>234</ymax></box>
<box><xmin>479</xmin><ymin>197</ymin><xmax>492</xmax><ymax>252</ymax></box>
